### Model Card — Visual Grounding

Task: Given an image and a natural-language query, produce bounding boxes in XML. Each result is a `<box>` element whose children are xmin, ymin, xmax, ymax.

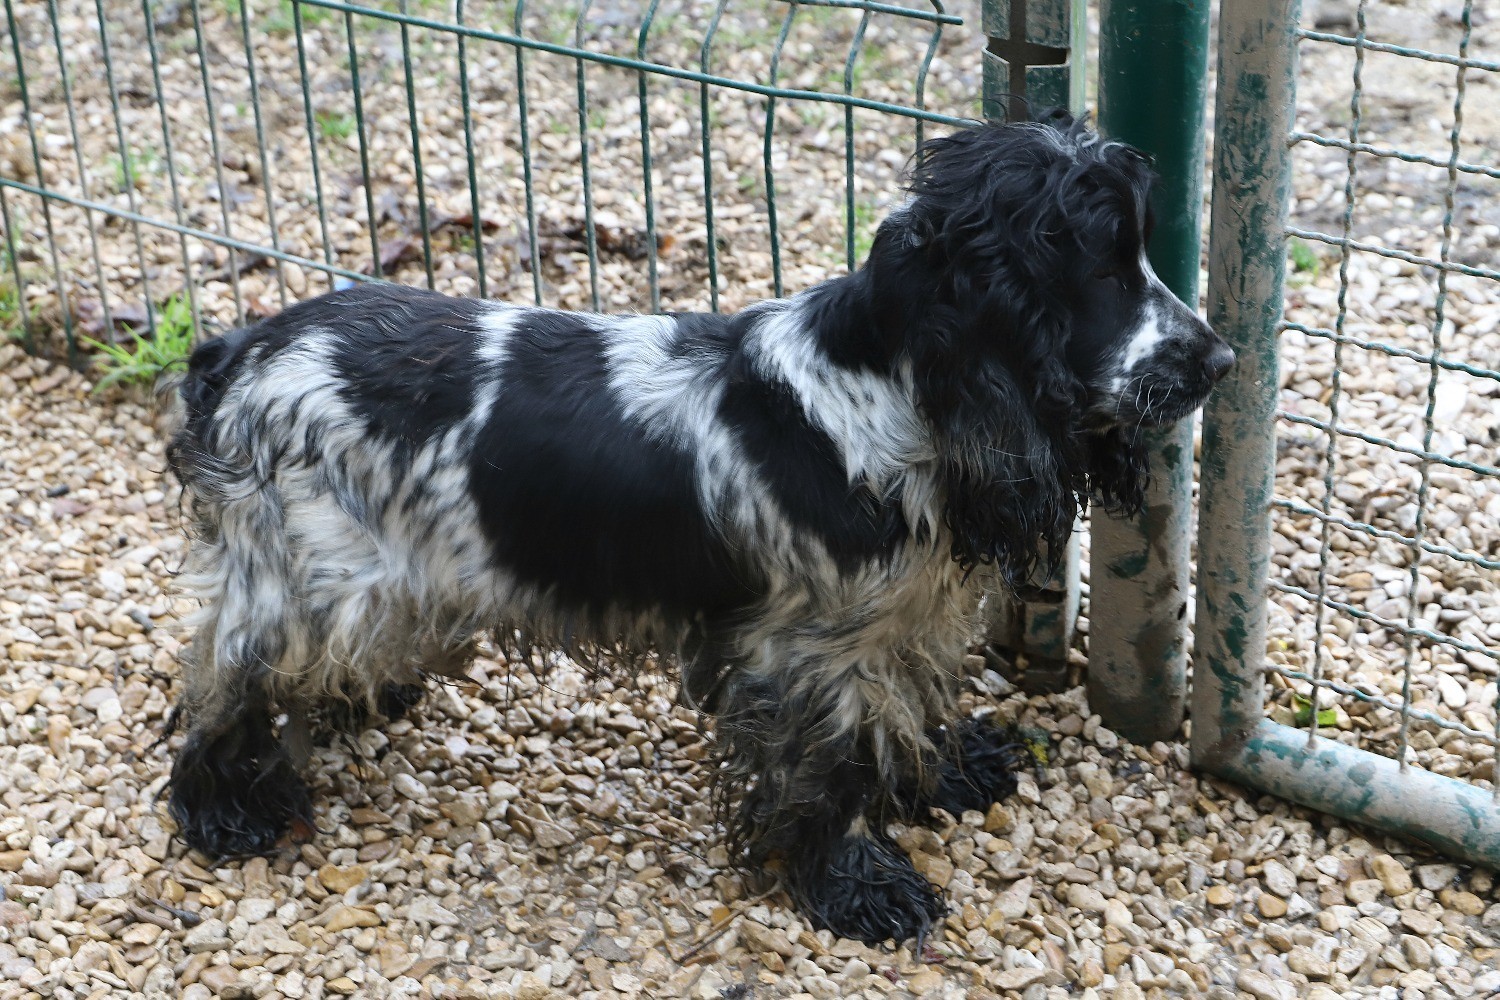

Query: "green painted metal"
<box><xmin>1089</xmin><ymin>0</ymin><xmax>1211</xmax><ymax>744</ymax></box>
<box><xmin>978</xmin><ymin>0</ymin><xmax>1084</xmax><ymax>671</ymax></box>
<box><xmin>980</xmin><ymin>0</ymin><xmax>1076</xmax><ymax>122</ymax></box>
<box><xmin>1191</xmin><ymin>0</ymin><xmax>1500</xmax><ymax>861</ymax></box>
<box><xmin>455</xmin><ymin>0</ymin><xmax>488</xmax><ymax>299</ymax></box>
<box><xmin>398</xmin><ymin>0</ymin><xmax>436</xmax><ymax>289</ymax></box>
<box><xmin>1224</xmin><ymin>720</ymin><xmax>1500</xmax><ymax>868</ymax></box>
<box><xmin>1194</xmin><ymin>0</ymin><xmax>1301</xmax><ymax>773</ymax></box>
<box><xmin>5</xmin><ymin>0</ymin><xmax>77</xmax><ymax>359</ymax></box>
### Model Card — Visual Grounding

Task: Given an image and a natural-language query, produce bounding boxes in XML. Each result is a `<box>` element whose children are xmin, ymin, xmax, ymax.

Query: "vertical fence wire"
<box><xmin>190</xmin><ymin>0</ymin><xmax>246</xmax><ymax>327</ymax></box>
<box><xmin>5</xmin><ymin>0</ymin><xmax>76</xmax><ymax>359</ymax></box>
<box><xmin>1396</xmin><ymin>0</ymin><xmax>1474</xmax><ymax>775</ymax></box>
<box><xmin>574</xmin><ymin>0</ymin><xmax>601</xmax><ymax>311</ymax></box>
<box><xmin>455</xmin><ymin>0</ymin><xmax>487</xmax><ymax>299</ymax></box>
<box><xmin>237</xmin><ymin>0</ymin><xmax>289</xmax><ymax>308</ymax></box>
<box><xmin>697</xmin><ymin>1</ymin><xmax>729</xmax><ymax>312</ymax></box>
<box><xmin>398</xmin><ymin>0</ymin><xmax>436</xmax><ymax>289</ymax></box>
<box><xmin>47</xmin><ymin>0</ymin><xmax>114</xmax><ymax>341</ymax></box>
<box><xmin>141</xmin><ymin>0</ymin><xmax>203</xmax><ymax>337</ymax></box>
<box><xmin>636</xmin><ymin>0</ymin><xmax>663</xmax><ymax>314</ymax></box>
<box><xmin>345</xmin><ymin>9</ymin><xmax>382</xmax><ymax>283</ymax></box>
<box><xmin>293</xmin><ymin>1</ymin><xmax>337</xmax><ymax>290</ymax></box>
<box><xmin>842</xmin><ymin>10</ymin><xmax>871</xmax><ymax>273</ymax></box>
<box><xmin>512</xmin><ymin>0</ymin><xmax>542</xmax><ymax>306</ymax></box>
<box><xmin>1306</xmin><ymin>0</ymin><xmax>1368</xmax><ymax>747</ymax></box>
<box><xmin>763</xmin><ymin>5</ymin><xmax>798</xmax><ymax>298</ymax></box>
<box><xmin>94</xmin><ymin>0</ymin><xmax>158</xmax><ymax>337</ymax></box>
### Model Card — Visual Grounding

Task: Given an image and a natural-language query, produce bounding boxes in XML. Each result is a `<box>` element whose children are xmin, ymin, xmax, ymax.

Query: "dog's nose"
<box><xmin>1202</xmin><ymin>342</ymin><xmax>1236</xmax><ymax>383</ymax></box>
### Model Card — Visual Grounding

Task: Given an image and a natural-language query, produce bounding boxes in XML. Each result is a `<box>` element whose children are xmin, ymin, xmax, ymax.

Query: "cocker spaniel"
<box><xmin>161</xmin><ymin>113</ymin><xmax>1232</xmax><ymax>944</ymax></box>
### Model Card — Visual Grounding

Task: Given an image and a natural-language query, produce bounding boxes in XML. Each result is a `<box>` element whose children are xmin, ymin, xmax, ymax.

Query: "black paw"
<box><xmin>168</xmin><ymin>727</ymin><xmax>314</xmax><ymax>857</ymax></box>
<box><xmin>904</xmin><ymin>718</ymin><xmax>1031</xmax><ymax>819</ymax></box>
<box><xmin>786</xmin><ymin>832</ymin><xmax>946</xmax><ymax>945</ymax></box>
<box><xmin>377</xmin><ymin>682</ymin><xmax>426</xmax><ymax>721</ymax></box>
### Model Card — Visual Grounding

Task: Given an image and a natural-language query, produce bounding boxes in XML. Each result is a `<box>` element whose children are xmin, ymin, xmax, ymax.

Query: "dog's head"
<box><xmin>862</xmin><ymin>114</ymin><xmax>1233</xmax><ymax>585</ymax></box>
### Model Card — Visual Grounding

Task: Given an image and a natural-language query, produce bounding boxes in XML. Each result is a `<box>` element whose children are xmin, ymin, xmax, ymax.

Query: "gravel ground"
<box><xmin>3</xmin><ymin>1</ymin><xmax>1500</xmax><ymax>999</ymax></box>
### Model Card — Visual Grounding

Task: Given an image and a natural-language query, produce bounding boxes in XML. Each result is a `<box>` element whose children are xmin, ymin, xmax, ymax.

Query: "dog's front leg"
<box><xmin>717</xmin><ymin>680</ymin><xmax>946</xmax><ymax>945</ymax></box>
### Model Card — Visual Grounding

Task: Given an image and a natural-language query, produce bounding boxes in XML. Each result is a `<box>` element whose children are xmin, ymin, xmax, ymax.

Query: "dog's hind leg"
<box><xmin>167</xmin><ymin>480</ymin><xmax>315</xmax><ymax>856</ymax></box>
<box><xmin>167</xmin><ymin>598</ymin><xmax>314</xmax><ymax>857</ymax></box>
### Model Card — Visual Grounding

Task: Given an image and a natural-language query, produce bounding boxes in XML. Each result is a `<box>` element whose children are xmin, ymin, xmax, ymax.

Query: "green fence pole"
<box><xmin>980</xmin><ymin>0</ymin><xmax>1084</xmax><ymax>679</ymax></box>
<box><xmin>1089</xmin><ymin>0</ymin><xmax>1211</xmax><ymax>742</ymax></box>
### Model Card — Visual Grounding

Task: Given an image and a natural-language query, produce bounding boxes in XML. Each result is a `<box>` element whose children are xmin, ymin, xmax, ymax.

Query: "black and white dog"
<box><xmin>161</xmin><ymin>114</ymin><xmax>1232</xmax><ymax>944</ymax></box>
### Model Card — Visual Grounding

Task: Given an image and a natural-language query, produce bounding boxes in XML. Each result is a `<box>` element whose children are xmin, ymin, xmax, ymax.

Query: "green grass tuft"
<box><xmin>0</xmin><ymin>249</ymin><xmax>27</xmax><ymax>342</ymax></box>
<box><xmin>316</xmin><ymin>109</ymin><xmax>358</xmax><ymax>140</ymax></box>
<box><xmin>82</xmin><ymin>294</ymin><xmax>197</xmax><ymax>392</ymax></box>
<box><xmin>1288</xmin><ymin>237</ymin><xmax>1320</xmax><ymax>275</ymax></box>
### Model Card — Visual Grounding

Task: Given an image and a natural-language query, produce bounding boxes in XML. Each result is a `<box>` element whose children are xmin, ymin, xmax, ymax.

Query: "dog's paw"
<box><xmin>376</xmin><ymin>682</ymin><xmax>427</xmax><ymax>721</ymax></box>
<box><xmin>787</xmin><ymin>833</ymin><xmax>946</xmax><ymax>945</ymax></box>
<box><xmin>904</xmin><ymin>718</ymin><xmax>1032</xmax><ymax>819</ymax></box>
<box><xmin>169</xmin><ymin>748</ymin><xmax>313</xmax><ymax>857</ymax></box>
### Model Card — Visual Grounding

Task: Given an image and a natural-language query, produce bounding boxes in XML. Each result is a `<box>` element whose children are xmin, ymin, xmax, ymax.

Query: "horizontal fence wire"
<box><xmin>1275</xmin><ymin>0</ymin><xmax>1499</xmax><ymax>795</ymax></box>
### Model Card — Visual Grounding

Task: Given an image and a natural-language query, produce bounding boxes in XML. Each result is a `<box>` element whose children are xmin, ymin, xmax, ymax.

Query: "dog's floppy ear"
<box><xmin>895</xmin><ymin>120</ymin><xmax>1149</xmax><ymax>589</ymax></box>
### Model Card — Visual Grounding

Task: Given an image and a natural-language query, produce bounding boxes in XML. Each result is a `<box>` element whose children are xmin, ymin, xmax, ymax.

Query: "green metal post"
<box><xmin>1089</xmin><ymin>0</ymin><xmax>1211</xmax><ymax>743</ymax></box>
<box><xmin>1193</xmin><ymin>0</ymin><xmax>1500</xmax><ymax>866</ymax></box>
<box><xmin>1193</xmin><ymin>0</ymin><xmax>1299</xmax><ymax>774</ymax></box>
<box><xmin>981</xmin><ymin>0</ymin><xmax>1084</xmax><ymax>675</ymax></box>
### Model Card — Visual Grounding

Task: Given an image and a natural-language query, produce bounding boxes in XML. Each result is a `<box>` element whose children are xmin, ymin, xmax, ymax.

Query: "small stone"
<box><xmin>1257</xmin><ymin>893</ymin><xmax>1288</xmax><ymax>918</ymax></box>
<box><xmin>992</xmin><ymin>967</ymin><xmax>1047</xmax><ymax>991</ymax></box>
<box><xmin>1399</xmin><ymin>909</ymin><xmax>1438</xmax><ymax>936</ymax></box>
<box><xmin>906</xmin><ymin>969</ymin><xmax>942</xmax><ymax>994</ymax></box>
<box><xmin>984</xmin><ymin>803</ymin><xmax>1013</xmax><ymax>833</ymax></box>
<box><xmin>1347</xmin><ymin>879</ymin><xmax>1384</xmax><ymax>904</ymax></box>
<box><xmin>326</xmin><ymin>978</ymin><xmax>358</xmax><ymax>995</ymax></box>
<box><xmin>988</xmin><ymin>877</ymin><xmax>1032</xmax><ymax>927</ymax></box>
<box><xmin>1206</xmin><ymin>884</ymin><xmax>1234</xmax><ymax>906</ymax></box>
<box><xmin>1416</xmin><ymin>864</ymin><xmax>1458</xmax><ymax>891</ymax></box>
<box><xmin>1066</xmin><ymin>883</ymin><xmax>1106</xmax><ymax>913</ymax></box>
<box><xmin>740</xmin><ymin>921</ymin><xmax>796</xmax><ymax>959</ymax></box>
<box><xmin>531</xmin><ymin>820</ymin><xmax>576</xmax><ymax>849</ymax></box>
<box><xmin>912</xmin><ymin>851</ymin><xmax>953</xmax><ymax>888</ymax></box>
<box><xmin>1262</xmin><ymin>859</ymin><xmax>1297</xmax><ymax>897</ymax></box>
<box><xmin>1103</xmin><ymin>898</ymin><xmax>1133</xmax><ymax>928</ymax></box>
<box><xmin>325</xmin><ymin>906</ymin><xmax>381</xmax><ymax>932</ymax></box>
<box><xmin>1237</xmin><ymin>968</ymin><xmax>1294</xmax><ymax>1000</ymax></box>
<box><xmin>318</xmin><ymin>864</ymin><xmax>369</xmax><ymax>894</ymax></box>
<box><xmin>1103</xmin><ymin>943</ymin><xmax>1132</xmax><ymax>973</ymax></box>
<box><xmin>198</xmin><ymin>966</ymin><xmax>242</xmax><ymax>994</ymax></box>
<box><xmin>1369</xmin><ymin>854</ymin><xmax>1413</xmax><ymax>896</ymax></box>
<box><xmin>1447</xmin><ymin>890</ymin><xmax>1484</xmax><ymax>916</ymax></box>
<box><xmin>1288</xmin><ymin>948</ymin><xmax>1333</xmax><ymax>979</ymax></box>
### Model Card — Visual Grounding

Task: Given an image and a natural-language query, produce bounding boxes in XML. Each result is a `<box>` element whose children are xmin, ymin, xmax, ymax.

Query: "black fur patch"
<box><xmin>469</xmin><ymin>312</ymin><xmax>758</xmax><ymax>621</ymax></box>
<box><xmin>326</xmin><ymin>288</ymin><xmax>486</xmax><ymax>451</ymax></box>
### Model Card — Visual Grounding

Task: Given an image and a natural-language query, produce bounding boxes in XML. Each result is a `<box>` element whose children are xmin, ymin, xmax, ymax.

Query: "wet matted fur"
<box><xmin>159</xmin><ymin>114</ymin><xmax>1233</xmax><ymax>944</ymax></box>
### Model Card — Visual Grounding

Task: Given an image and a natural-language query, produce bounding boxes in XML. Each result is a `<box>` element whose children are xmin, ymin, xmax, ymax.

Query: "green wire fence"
<box><xmin>0</xmin><ymin>0</ymin><xmax>975</xmax><ymax>360</ymax></box>
<box><xmin>1197</xmin><ymin>0</ymin><xmax>1500</xmax><ymax>866</ymax></box>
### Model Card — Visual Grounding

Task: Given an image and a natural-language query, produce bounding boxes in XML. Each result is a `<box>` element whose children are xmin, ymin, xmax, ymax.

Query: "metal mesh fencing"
<box><xmin>1271</xmin><ymin>0</ymin><xmax>1498</xmax><ymax>787</ymax></box>
<box><xmin>0</xmin><ymin>0</ymin><xmax>977</xmax><ymax>362</ymax></box>
<box><xmin>1196</xmin><ymin>0</ymin><xmax>1500</xmax><ymax>864</ymax></box>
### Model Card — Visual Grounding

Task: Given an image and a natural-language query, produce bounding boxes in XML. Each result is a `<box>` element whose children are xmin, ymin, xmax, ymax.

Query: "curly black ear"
<box><xmin>890</xmin><ymin>118</ymin><xmax>1153</xmax><ymax>591</ymax></box>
